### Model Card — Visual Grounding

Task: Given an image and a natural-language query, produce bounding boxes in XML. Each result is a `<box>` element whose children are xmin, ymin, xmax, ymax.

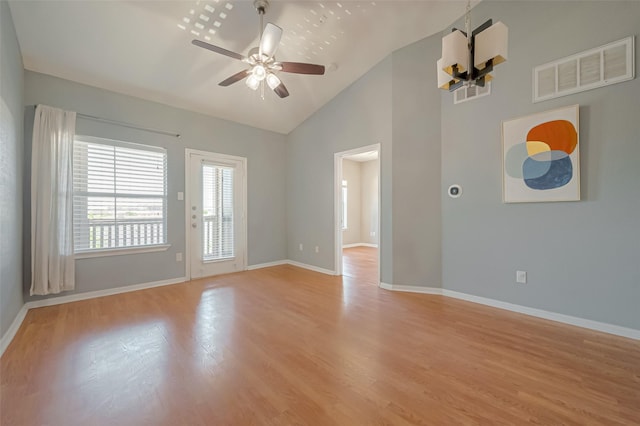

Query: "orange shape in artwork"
<box><xmin>526</xmin><ymin>120</ymin><xmax>577</xmax><ymax>154</ymax></box>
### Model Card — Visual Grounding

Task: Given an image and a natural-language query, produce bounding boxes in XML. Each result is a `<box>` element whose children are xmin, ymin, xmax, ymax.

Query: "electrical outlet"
<box><xmin>370</xmin><ymin>231</ymin><xmax>375</xmax><ymax>237</ymax></box>
<box><xmin>299</xmin><ymin>243</ymin><xmax>303</xmax><ymax>251</ymax></box>
<box><xmin>176</xmin><ymin>253</ymin><xmax>183</xmax><ymax>262</ymax></box>
<box><xmin>516</xmin><ymin>270</ymin><xmax>527</xmax><ymax>284</ymax></box>
<box><xmin>315</xmin><ymin>246</ymin><xmax>319</xmax><ymax>253</ymax></box>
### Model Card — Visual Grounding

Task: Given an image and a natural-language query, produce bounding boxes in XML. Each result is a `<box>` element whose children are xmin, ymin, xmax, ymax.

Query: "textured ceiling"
<box><xmin>9</xmin><ymin>0</ymin><xmax>470</xmax><ymax>134</ymax></box>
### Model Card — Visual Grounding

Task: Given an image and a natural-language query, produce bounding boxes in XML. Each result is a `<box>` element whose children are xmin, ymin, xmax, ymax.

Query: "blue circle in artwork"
<box><xmin>524</xmin><ymin>153</ymin><xmax>573</xmax><ymax>190</ymax></box>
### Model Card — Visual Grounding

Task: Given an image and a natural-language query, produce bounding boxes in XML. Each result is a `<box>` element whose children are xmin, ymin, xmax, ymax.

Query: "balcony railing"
<box><xmin>79</xmin><ymin>216</ymin><xmax>233</xmax><ymax>257</ymax></box>
<box><xmin>202</xmin><ymin>214</ymin><xmax>234</xmax><ymax>260</ymax></box>
<box><xmin>81</xmin><ymin>218</ymin><xmax>164</xmax><ymax>250</ymax></box>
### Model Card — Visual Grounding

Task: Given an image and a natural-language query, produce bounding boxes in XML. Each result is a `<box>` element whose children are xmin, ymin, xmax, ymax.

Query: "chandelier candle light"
<box><xmin>437</xmin><ymin>1</ymin><xmax>508</xmax><ymax>91</ymax></box>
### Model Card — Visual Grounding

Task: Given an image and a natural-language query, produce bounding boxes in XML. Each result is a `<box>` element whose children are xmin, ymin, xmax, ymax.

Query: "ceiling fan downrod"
<box><xmin>255</xmin><ymin>0</ymin><xmax>269</xmax><ymax>40</ymax></box>
<box><xmin>253</xmin><ymin>0</ymin><xmax>270</xmax><ymax>98</ymax></box>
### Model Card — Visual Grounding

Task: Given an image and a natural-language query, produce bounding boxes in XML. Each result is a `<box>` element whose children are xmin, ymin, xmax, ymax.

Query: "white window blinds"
<box><xmin>202</xmin><ymin>163</ymin><xmax>234</xmax><ymax>261</ymax></box>
<box><xmin>73</xmin><ymin>136</ymin><xmax>167</xmax><ymax>252</ymax></box>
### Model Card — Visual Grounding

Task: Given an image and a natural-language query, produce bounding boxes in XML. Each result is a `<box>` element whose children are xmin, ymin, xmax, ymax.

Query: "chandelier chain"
<box><xmin>465</xmin><ymin>0</ymin><xmax>471</xmax><ymax>48</ymax></box>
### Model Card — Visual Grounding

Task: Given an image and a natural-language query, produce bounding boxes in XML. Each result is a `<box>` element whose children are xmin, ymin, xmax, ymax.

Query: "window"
<box><xmin>342</xmin><ymin>179</ymin><xmax>348</xmax><ymax>230</ymax></box>
<box><xmin>202</xmin><ymin>163</ymin><xmax>234</xmax><ymax>260</ymax></box>
<box><xmin>73</xmin><ymin>136</ymin><xmax>167</xmax><ymax>253</ymax></box>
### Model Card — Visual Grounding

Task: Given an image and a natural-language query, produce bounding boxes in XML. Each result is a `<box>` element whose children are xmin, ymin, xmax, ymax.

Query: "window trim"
<box><xmin>74</xmin><ymin>244</ymin><xmax>171</xmax><ymax>259</ymax></box>
<box><xmin>341</xmin><ymin>179</ymin><xmax>348</xmax><ymax>230</ymax></box>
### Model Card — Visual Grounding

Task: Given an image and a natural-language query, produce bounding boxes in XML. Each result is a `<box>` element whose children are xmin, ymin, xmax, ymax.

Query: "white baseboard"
<box><xmin>249</xmin><ymin>259</ymin><xmax>336</xmax><ymax>276</ymax></box>
<box><xmin>286</xmin><ymin>260</ymin><xmax>336</xmax><ymax>276</ymax></box>
<box><xmin>247</xmin><ymin>260</ymin><xmax>288</xmax><ymax>270</ymax></box>
<box><xmin>342</xmin><ymin>243</ymin><xmax>378</xmax><ymax>249</ymax></box>
<box><xmin>379</xmin><ymin>282</ymin><xmax>442</xmax><ymax>294</ymax></box>
<box><xmin>342</xmin><ymin>243</ymin><xmax>359</xmax><ymax>249</ymax></box>
<box><xmin>0</xmin><ymin>304</ymin><xmax>29</xmax><ymax>357</ymax></box>
<box><xmin>441</xmin><ymin>289</ymin><xmax>640</xmax><ymax>341</ymax></box>
<box><xmin>26</xmin><ymin>277</ymin><xmax>188</xmax><ymax>309</ymax></box>
<box><xmin>379</xmin><ymin>283</ymin><xmax>639</xmax><ymax>340</ymax></box>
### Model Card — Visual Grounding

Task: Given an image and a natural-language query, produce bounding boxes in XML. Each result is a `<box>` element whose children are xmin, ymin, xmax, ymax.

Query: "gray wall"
<box><xmin>23</xmin><ymin>71</ymin><xmax>287</xmax><ymax>300</ymax></box>
<box><xmin>285</xmin><ymin>33</ymin><xmax>443</xmax><ymax>289</ymax></box>
<box><xmin>342</xmin><ymin>159</ymin><xmax>362</xmax><ymax>245</ymax></box>
<box><xmin>441</xmin><ymin>1</ymin><xmax>640</xmax><ymax>329</ymax></box>
<box><xmin>391</xmin><ymin>36</ymin><xmax>442</xmax><ymax>288</ymax></box>
<box><xmin>0</xmin><ymin>1</ymin><xmax>24</xmax><ymax>338</ymax></box>
<box><xmin>360</xmin><ymin>159</ymin><xmax>379</xmax><ymax>245</ymax></box>
<box><xmin>286</xmin><ymin>57</ymin><xmax>393</xmax><ymax>281</ymax></box>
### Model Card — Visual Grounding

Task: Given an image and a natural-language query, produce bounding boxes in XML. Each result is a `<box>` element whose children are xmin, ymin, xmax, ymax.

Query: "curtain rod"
<box><xmin>77</xmin><ymin>113</ymin><xmax>181</xmax><ymax>138</ymax></box>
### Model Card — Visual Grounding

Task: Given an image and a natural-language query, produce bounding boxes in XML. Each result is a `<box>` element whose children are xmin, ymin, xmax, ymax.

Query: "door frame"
<box><xmin>184</xmin><ymin>148</ymin><xmax>248</xmax><ymax>280</ymax></box>
<box><xmin>334</xmin><ymin>143</ymin><xmax>381</xmax><ymax>282</ymax></box>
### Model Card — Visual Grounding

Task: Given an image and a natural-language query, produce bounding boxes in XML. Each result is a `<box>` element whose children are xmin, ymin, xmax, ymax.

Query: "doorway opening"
<box><xmin>334</xmin><ymin>144</ymin><xmax>380</xmax><ymax>285</ymax></box>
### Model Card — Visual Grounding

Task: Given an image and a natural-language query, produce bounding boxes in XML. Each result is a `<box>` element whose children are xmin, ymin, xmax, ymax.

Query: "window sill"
<box><xmin>74</xmin><ymin>244</ymin><xmax>171</xmax><ymax>259</ymax></box>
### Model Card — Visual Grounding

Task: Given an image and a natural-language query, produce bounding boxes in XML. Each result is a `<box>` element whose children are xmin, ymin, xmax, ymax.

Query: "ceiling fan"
<box><xmin>191</xmin><ymin>0</ymin><xmax>325</xmax><ymax>99</ymax></box>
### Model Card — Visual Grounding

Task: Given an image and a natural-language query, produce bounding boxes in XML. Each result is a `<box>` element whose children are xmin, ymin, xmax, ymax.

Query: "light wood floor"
<box><xmin>342</xmin><ymin>246</ymin><xmax>378</xmax><ymax>284</ymax></box>
<box><xmin>2</xmin><ymin>265</ymin><xmax>639</xmax><ymax>425</ymax></box>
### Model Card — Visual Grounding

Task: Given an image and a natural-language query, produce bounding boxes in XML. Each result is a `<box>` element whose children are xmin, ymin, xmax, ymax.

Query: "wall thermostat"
<box><xmin>448</xmin><ymin>184</ymin><xmax>462</xmax><ymax>198</ymax></box>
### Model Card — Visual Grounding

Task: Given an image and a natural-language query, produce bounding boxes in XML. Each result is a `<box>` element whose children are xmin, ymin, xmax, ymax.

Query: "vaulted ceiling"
<box><xmin>9</xmin><ymin>0</ymin><xmax>471</xmax><ymax>134</ymax></box>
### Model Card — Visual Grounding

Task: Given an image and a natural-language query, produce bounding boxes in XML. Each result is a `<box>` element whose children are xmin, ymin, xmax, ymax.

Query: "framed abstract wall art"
<box><xmin>502</xmin><ymin>105</ymin><xmax>580</xmax><ymax>203</ymax></box>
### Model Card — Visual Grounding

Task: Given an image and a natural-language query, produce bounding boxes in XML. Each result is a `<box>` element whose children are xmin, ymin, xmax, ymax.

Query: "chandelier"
<box><xmin>437</xmin><ymin>1</ymin><xmax>508</xmax><ymax>91</ymax></box>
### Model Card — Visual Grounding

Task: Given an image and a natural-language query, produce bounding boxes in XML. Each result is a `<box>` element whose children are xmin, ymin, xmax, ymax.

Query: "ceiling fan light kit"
<box><xmin>246</xmin><ymin>74</ymin><xmax>260</xmax><ymax>91</ymax></box>
<box><xmin>437</xmin><ymin>1</ymin><xmax>508</xmax><ymax>92</ymax></box>
<box><xmin>192</xmin><ymin>0</ymin><xmax>325</xmax><ymax>99</ymax></box>
<box><xmin>266</xmin><ymin>73</ymin><xmax>281</xmax><ymax>90</ymax></box>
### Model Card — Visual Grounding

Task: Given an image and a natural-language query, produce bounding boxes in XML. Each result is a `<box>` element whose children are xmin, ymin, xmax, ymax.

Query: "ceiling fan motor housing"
<box><xmin>254</xmin><ymin>0</ymin><xmax>269</xmax><ymax>15</ymax></box>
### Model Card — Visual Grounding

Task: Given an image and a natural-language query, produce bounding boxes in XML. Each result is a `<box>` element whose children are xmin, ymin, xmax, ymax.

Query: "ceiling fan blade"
<box><xmin>259</xmin><ymin>23</ymin><xmax>283</xmax><ymax>59</ymax></box>
<box><xmin>273</xmin><ymin>81</ymin><xmax>290</xmax><ymax>98</ymax></box>
<box><xmin>219</xmin><ymin>70</ymin><xmax>251</xmax><ymax>86</ymax></box>
<box><xmin>280</xmin><ymin>62</ymin><xmax>325</xmax><ymax>75</ymax></box>
<box><xmin>192</xmin><ymin>39</ymin><xmax>245</xmax><ymax>61</ymax></box>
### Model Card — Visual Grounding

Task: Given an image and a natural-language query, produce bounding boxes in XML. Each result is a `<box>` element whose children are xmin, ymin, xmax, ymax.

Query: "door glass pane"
<box><xmin>202</xmin><ymin>164</ymin><xmax>234</xmax><ymax>261</ymax></box>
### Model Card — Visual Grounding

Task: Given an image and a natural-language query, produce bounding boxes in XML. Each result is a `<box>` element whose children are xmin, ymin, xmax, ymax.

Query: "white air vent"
<box><xmin>533</xmin><ymin>36</ymin><xmax>634</xmax><ymax>102</ymax></box>
<box><xmin>454</xmin><ymin>82</ymin><xmax>491</xmax><ymax>104</ymax></box>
